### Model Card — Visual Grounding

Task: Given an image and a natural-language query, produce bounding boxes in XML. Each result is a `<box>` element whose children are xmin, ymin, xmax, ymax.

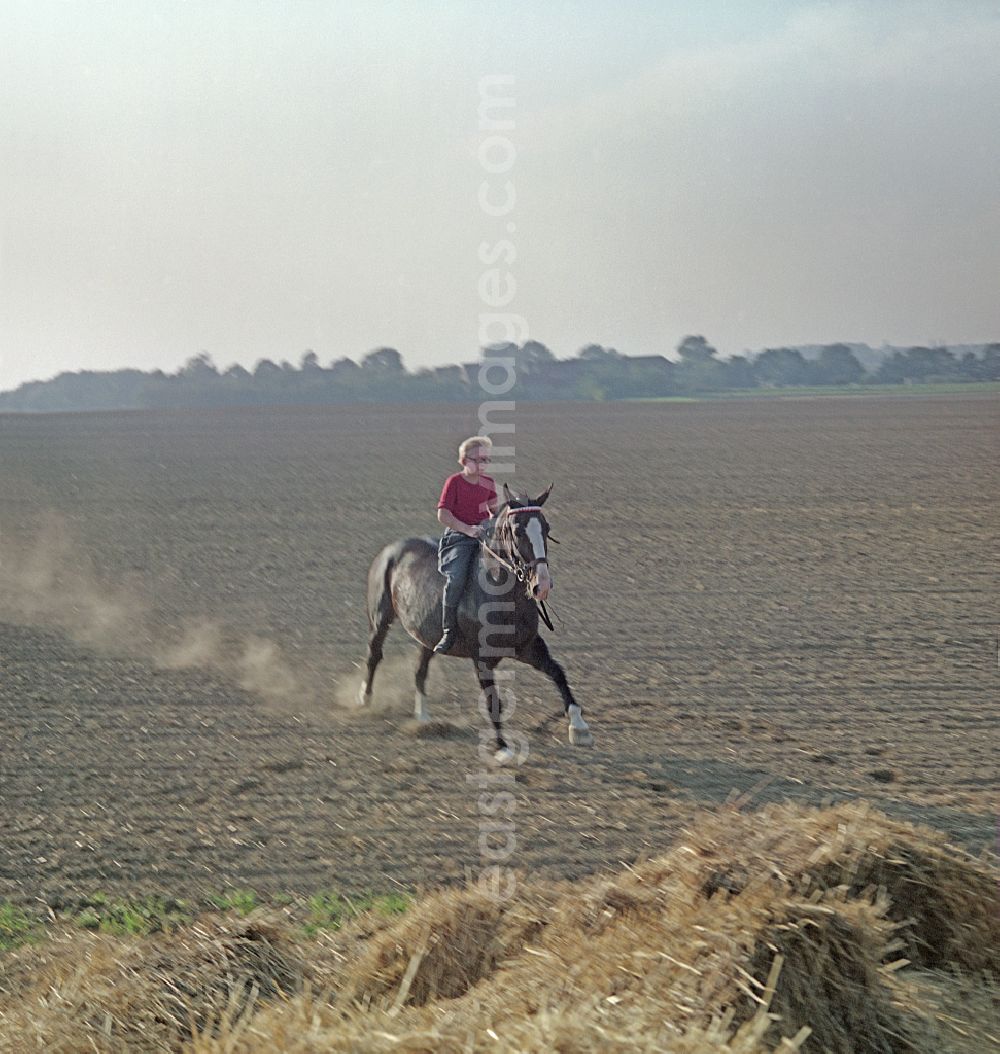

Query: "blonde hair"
<box><xmin>458</xmin><ymin>435</ymin><xmax>493</xmax><ymax>460</ymax></box>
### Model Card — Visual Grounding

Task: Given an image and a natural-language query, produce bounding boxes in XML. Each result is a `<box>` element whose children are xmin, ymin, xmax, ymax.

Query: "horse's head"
<box><xmin>495</xmin><ymin>482</ymin><xmax>554</xmax><ymax>601</ymax></box>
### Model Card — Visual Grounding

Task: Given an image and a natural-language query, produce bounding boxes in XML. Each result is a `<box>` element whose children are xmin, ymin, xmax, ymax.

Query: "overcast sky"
<box><xmin>1</xmin><ymin>1</ymin><xmax>998</xmax><ymax>390</ymax></box>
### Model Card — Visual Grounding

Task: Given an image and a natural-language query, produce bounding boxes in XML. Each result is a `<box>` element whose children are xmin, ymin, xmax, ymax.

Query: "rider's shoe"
<box><xmin>434</xmin><ymin>606</ymin><xmax>460</xmax><ymax>653</ymax></box>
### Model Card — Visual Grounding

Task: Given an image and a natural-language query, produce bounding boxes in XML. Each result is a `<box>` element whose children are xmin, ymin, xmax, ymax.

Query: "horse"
<box><xmin>357</xmin><ymin>483</ymin><xmax>593</xmax><ymax>762</ymax></box>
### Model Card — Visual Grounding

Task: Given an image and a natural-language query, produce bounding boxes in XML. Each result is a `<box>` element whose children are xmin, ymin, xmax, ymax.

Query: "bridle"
<box><xmin>479</xmin><ymin>504</ymin><xmax>549</xmax><ymax>586</ymax></box>
<box><xmin>479</xmin><ymin>504</ymin><xmax>556</xmax><ymax>630</ymax></box>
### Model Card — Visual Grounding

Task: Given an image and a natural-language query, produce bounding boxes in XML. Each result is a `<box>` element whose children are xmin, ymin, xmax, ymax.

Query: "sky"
<box><xmin>1</xmin><ymin>0</ymin><xmax>998</xmax><ymax>391</ymax></box>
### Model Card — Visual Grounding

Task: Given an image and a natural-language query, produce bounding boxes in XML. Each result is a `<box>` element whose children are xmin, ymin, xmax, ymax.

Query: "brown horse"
<box><xmin>357</xmin><ymin>484</ymin><xmax>592</xmax><ymax>761</ymax></box>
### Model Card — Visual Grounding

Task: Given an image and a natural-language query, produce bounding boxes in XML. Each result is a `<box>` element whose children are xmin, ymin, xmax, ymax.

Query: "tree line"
<box><xmin>1</xmin><ymin>338</ymin><xmax>997</xmax><ymax>412</ymax></box>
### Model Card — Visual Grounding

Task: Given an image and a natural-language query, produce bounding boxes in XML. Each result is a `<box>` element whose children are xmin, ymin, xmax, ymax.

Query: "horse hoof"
<box><xmin>569</xmin><ymin>726</ymin><xmax>594</xmax><ymax>747</ymax></box>
<box><xmin>494</xmin><ymin>746</ymin><xmax>516</xmax><ymax>765</ymax></box>
<box><xmin>357</xmin><ymin>682</ymin><xmax>369</xmax><ymax>707</ymax></box>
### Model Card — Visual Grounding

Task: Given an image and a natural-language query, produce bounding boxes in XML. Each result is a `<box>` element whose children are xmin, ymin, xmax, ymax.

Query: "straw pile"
<box><xmin>0</xmin><ymin>915</ymin><xmax>303</xmax><ymax>1053</ymax></box>
<box><xmin>0</xmin><ymin>800</ymin><xmax>996</xmax><ymax>1053</ymax></box>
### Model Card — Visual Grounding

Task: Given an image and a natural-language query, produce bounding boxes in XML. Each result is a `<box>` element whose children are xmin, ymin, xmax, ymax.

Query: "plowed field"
<box><xmin>1</xmin><ymin>396</ymin><xmax>996</xmax><ymax>910</ymax></box>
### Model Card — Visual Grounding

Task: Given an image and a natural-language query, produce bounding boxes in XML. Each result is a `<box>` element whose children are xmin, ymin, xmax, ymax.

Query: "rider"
<box><xmin>434</xmin><ymin>435</ymin><xmax>498</xmax><ymax>654</ymax></box>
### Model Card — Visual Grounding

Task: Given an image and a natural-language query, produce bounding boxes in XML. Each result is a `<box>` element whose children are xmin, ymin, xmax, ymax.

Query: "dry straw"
<box><xmin>1</xmin><ymin>801</ymin><xmax>996</xmax><ymax>1053</ymax></box>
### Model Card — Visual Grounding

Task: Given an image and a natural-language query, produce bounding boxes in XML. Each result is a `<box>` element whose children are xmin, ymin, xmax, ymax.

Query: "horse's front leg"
<box><xmin>475</xmin><ymin>658</ymin><xmax>514</xmax><ymax>763</ymax></box>
<box><xmin>517</xmin><ymin>637</ymin><xmax>593</xmax><ymax>747</ymax></box>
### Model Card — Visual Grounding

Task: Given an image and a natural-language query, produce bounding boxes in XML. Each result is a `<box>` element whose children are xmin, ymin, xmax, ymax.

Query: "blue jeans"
<box><xmin>438</xmin><ymin>529</ymin><xmax>479</xmax><ymax>611</ymax></box>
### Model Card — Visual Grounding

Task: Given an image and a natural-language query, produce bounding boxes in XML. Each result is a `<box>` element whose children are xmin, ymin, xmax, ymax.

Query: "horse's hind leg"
<box><xmin>517</xmin><ymin>637</ymin><xmax>593</xmax><ymax>746</ymax></box>
<box><xmin>358</xmin><ymin>605</ymin><xmax>394</xmax><ymax>707</ymax></box>
<box><xmin>413</xmin><ymin>646</ymin><xmax>433</xmax><ymax>722</ymax></box>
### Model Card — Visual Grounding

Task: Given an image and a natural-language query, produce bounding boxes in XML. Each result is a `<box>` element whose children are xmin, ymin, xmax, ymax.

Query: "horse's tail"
<box><xmin>366</xmin><ymin>537</ymin><xmax>436</xmax><ymax>630</ymax></box>
<box><xmin>366</xmin><ymin>542</ymin><xmax>398</xmax><ymax>631</ymax></box>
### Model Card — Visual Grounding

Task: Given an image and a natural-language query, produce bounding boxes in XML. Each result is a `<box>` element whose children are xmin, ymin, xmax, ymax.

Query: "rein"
<box><xmin>479</xmin><ymin>505</ymin><xmax>556</xmax><ymax>631</ymax></box>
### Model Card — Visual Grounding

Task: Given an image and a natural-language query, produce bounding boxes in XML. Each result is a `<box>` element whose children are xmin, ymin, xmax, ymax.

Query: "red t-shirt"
<box><xmin>438</xmin><ymin>473</ymin><xmax>496</xmax><ymax>526</ymax></box>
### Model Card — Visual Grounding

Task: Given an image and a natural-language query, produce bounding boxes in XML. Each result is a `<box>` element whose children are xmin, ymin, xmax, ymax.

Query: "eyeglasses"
<box><xmin>465</xmin><ymin>456</ymin><xmax>491</xmax><ymax>463</ymax></box>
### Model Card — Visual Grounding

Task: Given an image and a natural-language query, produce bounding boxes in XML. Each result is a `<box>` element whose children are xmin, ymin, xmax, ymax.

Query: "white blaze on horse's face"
<box><xmin>525</xmin><ymin>517</ymin><xmax>551</xmax><ymax>601</ymax></box>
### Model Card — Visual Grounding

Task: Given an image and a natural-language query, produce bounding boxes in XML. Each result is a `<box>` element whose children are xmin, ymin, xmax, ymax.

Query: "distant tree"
<box><xmin>981</xmin><ymin>344</ymin><xmax>1000</xmax><ymax>380</ymax></box>
<box><xmin>577</xmin><ymin>343</ymin><xmax>621</xmax><ymax>362</ymax></box>
<box><xmin>480</xmin><ymin>341</ymin><xmax>555</xmax><ymax>376</ymax></box>
<box><xmin>300</xmin><ymin>349</ymin><xmax>322</xmax><ymax>372</ymax></box>
<box><xmin>223</xmin><ymin>363</ymin><xmax>252</xmax><ymax>381</ymax></box>
<box><xmin>753</xmin><ymin>347</ymin><xmax>810</xmax><ymax>387</ymax></box>
<box><xmin>162</xmin><ymin>353</ymin><xmax>224</xmax><ymax>408</ymax></box>
<box><xmin>0</xmin><ymin>368</ymin><xmax>155</xmax><ymax>412</ymax></box>
<box><xmin>676</xmin><ymin>335</ymin><xmax>724</xmax><ymax>391</ymax></box>
<box><xmin>571</xmin><ymin>345</ymin><xmax>614</xmax><ymax>398</ymax></box>
<box><xmin>908</xmin><ymin>346</ymin><xmax>957</xmax><ymax>381</ymax></box>
<box><xmin>876</xmin><ymin>346</ymin><xmax>958</xmax><ymax>384</ymax></box>
<box><xmin>253</xmin><ymin>359</ymin><xmax>282</xmax><ymax>379</ymax></box>
<box><xmin>518</xmin><ymin>340</ymin><xmax>555</xmax><ymax>376</ymax></box>
<box><xmin>874</xmin><ymin>351</ymin><xmax>908</xmax><ymax>384</ymax></box>
<box><xmin>180</xmin><ymin>352</ymin><xmax>219</xmax><ymax>379</ymax></box>
<box><xmin>723</xmin><ymin>355</ymin><xmax>756</xmax><ymax>389</ymax></box>
<box><xmin>677</xmin><ymin>335</ymin><xmax>718</xmax><ymax>363</ymax></box>
<box><xmin>810</xmin><ymin>344</ymin><xmax>866</xmax><ymax>385</ymax></box>
<box><xmin>958</xmin><ymin>351</ymin><xmax>981</xmax><ymax>380</ymax></box>
<box><xmin>329</xmin><ymin>356</ymin><xmax>360</xmax><ymax>376</ymax></box>
<box><xmin>361</xmin><ymin>347</ymin><xmax>405</xmax><ymax>373</ymax></box>
<box><xmin>624</xmin><ymin>355</ymin><xmax>676</xmax><ymax>397</ymax></box>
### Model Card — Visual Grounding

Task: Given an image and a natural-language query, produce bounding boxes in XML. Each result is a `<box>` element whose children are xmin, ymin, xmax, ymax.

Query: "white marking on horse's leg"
<box><xmin>494</xmin><ymin>745</ymin><xmax>516</xmax><ymax>765</ymax></box>
<box><xmin>414</xmin><ymin>690</ymin><xmax>430</xmax><ymax>722</ymax></box>
<box><xmin>357</xmin><ymin>681</ymin><xmax>369</xmax><ymax>707</ymax></box>
<box><xmin>567</xmin><ymin>703</ymin><xmax>593</xmax><ymax>746</ymax></box>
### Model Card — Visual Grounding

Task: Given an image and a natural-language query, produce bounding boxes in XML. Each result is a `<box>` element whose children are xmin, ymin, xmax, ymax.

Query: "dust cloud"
<box><xmin>0</xmin><ymin>515</ymin><xmax>148</xmax><ymax>653</ymax></box>
<box><xmin>333</xmin><ymin>654</ymin><xmax>421</xmax><ymax>715</ymax></box>
<box><xmin>0</xmin><ymin>513</ymin><xmax>315</xmax><ymax>709</ymax></box>
<box><xmin>153</xmin><ymin>616</ymin><xmax>225</xmax><ymax>670</ymax></box>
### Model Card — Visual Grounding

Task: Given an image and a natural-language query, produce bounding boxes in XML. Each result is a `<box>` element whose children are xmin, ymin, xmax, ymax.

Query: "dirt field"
<box><xmin>0</xmin><ymin>396</ymin><xmax>996</xmax><ymax>911</ymax></box>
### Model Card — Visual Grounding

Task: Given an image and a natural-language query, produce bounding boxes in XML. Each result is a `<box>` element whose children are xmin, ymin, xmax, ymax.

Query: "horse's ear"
<box><xmin>535</xmin><ymin>483</ymin><xmax>553</xmax><ymax>506</ymax></box>
<box><xmin>502</xmin><ymin>482</ymin><xmax>514</xmax><ymax>504</ymax></box>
